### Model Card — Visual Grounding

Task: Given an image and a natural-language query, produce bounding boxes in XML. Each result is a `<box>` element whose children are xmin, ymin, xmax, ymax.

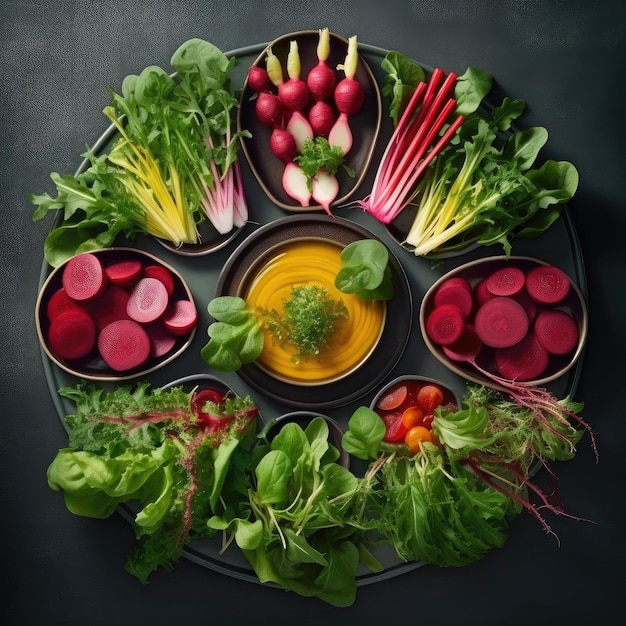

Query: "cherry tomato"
<box><xmin>417</xmin><ymin>384</ymin><xmax>444</xmax><ymax>414</ymax></box>
<box><xmin>376</xmin><ymin>384</ymin><xmax>408</xmax><ymax>411</ymax></box>
<box><xmin>382</xmin><ymin>412</ymin><xmax>409</xmax><ymax>443</ymax></box>
<box><xmin>405</xmin><ymin>425</ymin><xmax>432</xmax><ymax>452</ymax></box>
<box><xmin>401</xmin><ymin>406</ymin><xmax>424</xmax><ymax>429</ymax></box>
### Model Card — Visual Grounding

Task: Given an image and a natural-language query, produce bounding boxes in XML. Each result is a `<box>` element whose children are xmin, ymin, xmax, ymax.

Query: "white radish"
<box><xmin>286</xmin><ymin>111</ymin><xmax>314</xmax><ymax>152</ymax></box>
<box><xmin>282</xmin><ymin>162</ymin><xmax>312</xmax><ymax>207</ymax></box>
<box><xmin>311</xmin><ymin>170</ymin><xmax>339</xmax><ymax>215</ymax></box>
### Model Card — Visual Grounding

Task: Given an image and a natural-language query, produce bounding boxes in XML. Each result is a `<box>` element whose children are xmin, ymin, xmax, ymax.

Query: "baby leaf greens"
<box><xmin>209</xmin><ymin>417</ymin><xmax>382</xmax><ymax>608</ymax></box>
<box><xmin>335</xmin><ymin>239</ymin><xmax>394</xmax><ymax>300</ymax></box>
<box><xmin>31</xmin><ymin>38</ymin><xmax>250</xmax><ymax>267</ymax></box>
<box><xmin>46</xmin><ymin>381</ymin><xmax>259</xmax><ymax>584</ymax></box>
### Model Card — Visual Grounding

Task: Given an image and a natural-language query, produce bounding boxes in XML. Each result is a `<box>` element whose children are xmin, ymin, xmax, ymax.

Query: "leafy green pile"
<box><xmin>31</xmin><ymin>38</ymin><xmax>250</xmax><ymax>267</ymax></box>
<box><xmin>47</xmin><ymin>382</ymin><xmax>259</xmax><ymax>583</ymax></box>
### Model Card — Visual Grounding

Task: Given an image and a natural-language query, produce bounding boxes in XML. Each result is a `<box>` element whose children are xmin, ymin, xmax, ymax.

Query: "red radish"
<box><xmin>525</xmin><ymin>264</ymin><xmax>571</xmax><ymax>304</ymax></box>
<box><xmin>376</xmin><ymin>384</ymin><xmax>408</xmax><ymax>410</ymax></box>
<box><xmin>474</xmin><ymin>296</ymin><xmax>529</xmax><ymax>348</ymax></box>
<box><xmin>494</xmin><ymin>331</ymin><xmax>549</xmax><ymax>381</ymax></box>
<box><xmin>247</xmin><ymin>65</ymin><xmax>270</xmax><ymax>93</ymax></box>
<box><xmin>97</xmin><ymin>319</ymin><xmax>151</xmax><ymax>372</ymax></box>
<box><xmin>47</xmin><ymin>309</ymin><xmax>96</xmax><ymax>361</ymax></box>
<box><xmin>143</xmin><ymin>264</ymin><xmax>175</xmax><ymax>297</ymax></box>
<box><xmin>328</xmin><ymin>35</ymin><xmax>363</xmax><ymax>156</ymax></box>
<box><xmin>162</xmin><ymin>300</ymin><xmax>198</xmax><ymax>336</ymax></box>
<box><xmin>434</xmin><ymin>277</ymin><xmax>473</xmax><ymax>318</ymax></box>
<box><xmin>485</xmin><ymin>266</ymin><xmax>526</xmax><ymax>297</ymax></box>
<box><xmin>534</xmin><ymin>309</ymin><xmax>579</xmax><ymax>355</ymax></box>
<box><xmin>308</xmin><ymin>100</ymin><xmax>337</xmax><ymax>137</ymax></box>
<box><xmin>87</xmin><ymin>285</ymin><xmax>130</xmax><ymax>331</ymax></box>
<box><xmin>126</xmin><ymin>277</ymin><xmax>169</xmax><ymax>324</ymax></box>
<box><xmin>443</xmin><ymin>324</ymin><xmax>482</xmax><ymax>362</ymax></box>
<box><xmin>270</xmin><ymin>128</ymin><xmax>298</xmax><ymax>163</ymax></box>
<box><xmin>146</xmin><ymin>323</ymin><xmax>177</xmax><ymax>358</ymax></box>
<box><xmin>282</xmin><ymin>162</ymin><xmax>312</xmax><ymax>206</ymax></box>
<box><xmin>46</xmin><ymin>288</ymin><xmax>83</xmax><ymax>322</ymax></box>
<box><xmin>425</xmin><ymin>303</ymin><xmax>465</xmax><ymax>346</ymax></box>
<box><xmin>286</xmin><ymin>111</ymin><xmax>314</xmax><ymax>152</ymax></box>
<box><xmin>255</xmin><ymin>92</ymin><xmax>283</xmax><ymax>128</ymax></box>
<box><xmin>306</xmin><ymin>27</ymin><xmax>337</xmax><ymax>101</ymax></box>
<box><xmin>311</xmin><ymin>169</ymin><xmax>339</xmax><ymax>215</ymax></box>
<box><xmin>62</xmin><ymin>252</ymin><xmax>108</xmax><ymax>301</ymax></box>
<box><xmin>334</xmin><ymin>36</ymin><xmax>365</xmax><ymax>116</ymax></box>
<box><xmin>277</xmin><ymin>40</ymin><xmax>310</xmax><ymax>112</ymax></box>
<box><xmin>104</xmin><ymin>259</ymin><xmax>142</xmax><ymax>287</ymax></box>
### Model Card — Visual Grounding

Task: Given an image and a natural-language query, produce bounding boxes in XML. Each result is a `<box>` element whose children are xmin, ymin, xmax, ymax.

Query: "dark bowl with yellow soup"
<box><xmin>215</xmin><ymin>215</ymin><xmax>413</xmax><ymax>409</ymax></box>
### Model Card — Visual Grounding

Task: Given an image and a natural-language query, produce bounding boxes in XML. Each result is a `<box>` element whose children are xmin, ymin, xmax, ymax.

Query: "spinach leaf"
<box><xmin>341</xmin><ymin>406</ymin><xmax>386</xmax><ymax>460</ymax></box>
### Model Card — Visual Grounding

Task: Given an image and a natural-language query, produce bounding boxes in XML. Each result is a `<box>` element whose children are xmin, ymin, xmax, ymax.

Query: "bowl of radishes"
<box><xmin>237</xmin><ymin>28</ymin><xmax>381</xmax><ymax>213</ymax></box>
<box><xmin>419</xmin><ymin>256</ymin><xmax>588</xmax><ymax>388</ymax></box>
<box><xmin>36</xmin><ymin>247</ymin><xmax>199</xmax><ymax>381</ymax></box>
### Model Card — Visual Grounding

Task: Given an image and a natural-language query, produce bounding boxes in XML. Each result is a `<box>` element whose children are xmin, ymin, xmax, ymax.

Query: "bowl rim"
<box><xmin>419</xmin><ymin>255</ymin><xmax>589</xmax><ymax>388</ymax></box>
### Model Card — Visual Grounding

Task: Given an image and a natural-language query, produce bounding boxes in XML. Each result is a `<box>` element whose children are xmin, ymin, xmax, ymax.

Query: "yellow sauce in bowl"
<box><xmin>243</xmin><ymin>240</ymin><xmax>386</xmax><ymax>385</ymax></box>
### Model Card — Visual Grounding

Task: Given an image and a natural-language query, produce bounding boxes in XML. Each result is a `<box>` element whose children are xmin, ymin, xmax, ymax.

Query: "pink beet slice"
<box><xmin>474</xmin><ymin>279</ymin><xmax>496</xmax><ymax>306</ymax></box>
<box><xmin>126</xmin><ymin>277</ymin><xmax>169</xmax><ymax>324</ymax></box>
<box><xmin>105</xmin><ymin>259</ymin><xmax>143</xmax><ymax>287</ymax></box>
<box><xmin>98</xmin><ymin>319</ymin><xmax>151</xmax><ymax>372</ymax></box>
<box><xmin>88</xmin><ymin>285</ymin><xmax>131</xmax><ymax>331</ymax></box>
<box><xmin>525</xmin><ymin>264</ymin><xmax>571</xmax><ymax>305</ymax></box>
<box><xmin>534</xmin><ymin>309</ymin><xmax>579</xmax><ymax>355</ymax></box>
<box><xmin>143</xmin><ymin>264</ymin><xmax>176</xmax><ymax>297</ymax></box>
<box><xmin>485</xmin><ymin>266</ymin><xmax>526</xmax><ymax>297</ymax></box>
<box><xmin>474</xmin><ymin>296</ymin><xmax>529</xmax><ymax>348</ymax></box>
<box><xmin>434</xmin><ymin>277</ymin><xmax>473</xmax><ymax>318</ymax></box>
<box><xmin>443</xmin><ymin>324</ymin><xmax>482</xmax><ymax>362</ymax></box>
<box><xmin>513</xmin><ymin>290</ymin><xmax>537</xmax><ymax>324</ymax></box>
<box><xmin>425</xmin><ymin>304</ymin><xmax>465</xmax><ymax>346</ymax></box>
<box><xmin>62</xmin><ymin>252</ymin><xmax>108</xmax><ymax>301</ymax></box>
<box><xmin>46</xmin><ymin>288</ymin><xmax>83</xmax><ymax>322</ymax></box>
<box><xmin>47</xmin><ymin>309</ymin><xmax>96</xmax><ymax>361</ymax></box>
<box><xmin>146</xmin><ymin>323</ymin><xmax>177</xmax><ymax>358</ymax></box>
<box><xmin>495</xmin><ymin>331</ymin><xmax>550</xmax><ymax>381</ymax></box>
<box><xmin>162</xmin><ymin>300</ymin><xmax>198</xmax><ymax>337</ymax></box>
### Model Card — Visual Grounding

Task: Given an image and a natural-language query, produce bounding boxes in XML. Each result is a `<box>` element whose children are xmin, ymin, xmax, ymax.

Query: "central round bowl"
<box><xmin>241</xmin><ymin>238</ymin><xmax>386</xmax><ymax>385</ymax></box>
<box><xmin>214</xmin><ymin>214</ymin><xmax>413</xmax><ymax>409</ymax></box>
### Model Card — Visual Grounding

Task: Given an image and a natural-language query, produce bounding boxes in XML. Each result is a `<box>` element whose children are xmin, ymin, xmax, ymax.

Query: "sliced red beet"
<box><xmin>474</xmin><ymin>279</ymin><xmax>496</xmax><ymax>306</ymax></box>
<box><xmin>474</xmin><ymin>296</ymin><xmax>529</xmax><ymax>348</ymax></box>
<box><xmin>105</xmin><ymin>259</ymin><xmax>143</xmax><ymax>287</ymax></box>
<box><xmin>485</xmin><ymin>266</ymin><xmax>526</xmax><ymax>297</ymax></box>
<box><xmin>143</xmin><ymin>264</ymin><xmax>176</xmax><ymax>297</ymax></box>
<box><xmin>434</xmin><ymin>277</ymin><xmax>473</xmax><ymax>318</ymax></box>
<box><xmin>534</xmin><ymin>309</ymin><xmax>579</xmax><ymax>355</ymax></box>
<box><xmin>162</xmin><ymin>300</ymin><xmax>198</xmax><ymax>337</ymax></box>
<box><xmin>97</xmin><ymin>319</ymin><xmax>151</xmax><ymax>372</ymax></box>
<box><xmin>443</xmin><ymin>324</ymin><xmax>483</xmax><ymax>362</ymax></box>
<box><xmin>145</xmin><ymin>323</ymin><xmax>177</xmax><ymax>358</ymax></box>
<box><xmin>126</xmin><ymin>277</ymin><xmax>169</xmax><ymax>324</ymax></box>
<box><xmin>513</xmin><ymin>290</ymin><xmax>537</xmax><ymax>324</ymax></box>
<box><xmin>47</xmin><ymin>309</ymin><xmax>96</xmax><ymax>361</ymax></box>
<box><xmin>62</xmin><ymin>252</ymin><xmax>108</xmax><ymax>301</ymax></box>
<box><xmin>87</xmin><ymin>285</ymin><xmax>131</xmax><ymax>331</ymax></box>
<box><xmin>494</xmin><ymin>331</ymin><xmax>550</xmax><ymax>381</ymax></box>
<box><xmin>425</xmin><ymin>304</ymin><xmax>466</xmax><ymax>346</ymax></box>
<box><xmin>525</xmin><ymin>264</ymin><xmax>571</xmax><ymax>305</ymax></box>
<box><xmin>46</xmin><ymin>288</ymin><xmax>83</xmax><ymax>322</ymax></box>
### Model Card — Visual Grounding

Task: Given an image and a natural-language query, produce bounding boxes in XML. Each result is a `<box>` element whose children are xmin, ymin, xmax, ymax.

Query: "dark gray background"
<box><xmin>2</xmin><ymin>1</ymin><xmax>623</xmax><ymax>624</ymax></box>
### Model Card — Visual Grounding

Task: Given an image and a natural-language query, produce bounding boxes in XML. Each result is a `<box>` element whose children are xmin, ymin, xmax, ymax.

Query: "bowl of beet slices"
<box><xmin>237</xmin><ymin>29</ymin><xmax>382</xmax><ymax>212</ymax></box>
<box><xmin>419</xmin><ymin>256</ymin><xmax>588</xmax><ymax>388</ymax></box>
<box><xmin>35</xmin><ymin>247</ymin><xmax>199</xmax><ymax>381</ymax></box>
